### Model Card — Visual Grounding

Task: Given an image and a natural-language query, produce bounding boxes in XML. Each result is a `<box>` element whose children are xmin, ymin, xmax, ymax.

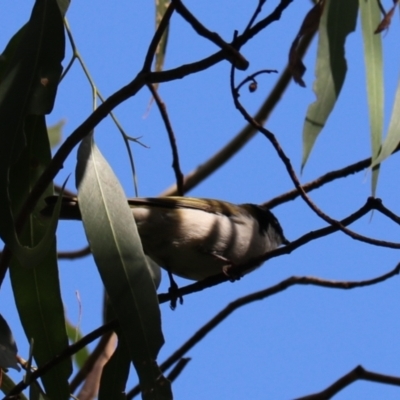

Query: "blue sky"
<box><xmin>1</xmin><ymin>1</ymin><xmax>400</xmax><ymax>399</ymax></box>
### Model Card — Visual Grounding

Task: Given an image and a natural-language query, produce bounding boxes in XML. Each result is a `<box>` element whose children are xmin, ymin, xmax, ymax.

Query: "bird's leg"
<box><xmin>167</xmin><ymin>268</ymin><xmax>183</xmax><ymax>310</ymax></box>
<box><xmin>210</xmin><ymin>253</ymin><xmax>242</xmax><ymax>282</ymax></box>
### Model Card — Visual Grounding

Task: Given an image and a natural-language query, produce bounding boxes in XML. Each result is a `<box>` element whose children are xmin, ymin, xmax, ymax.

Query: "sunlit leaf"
<box><xmin>47</xmin><ymin>119</ymin><xmax>65</xmax><ymax>148</ymax></box>
<box><xmin>154</xmin><ymin>0</ymin><xmax>170</xmax><ymax>74</ymax></box>
<box><xmin>359</xmin><ymin>0</ymin><xmax>383</xmax><ymax>195</ymax></box>
<box><xmin>302</xmin><ymin>0</ymin><xmax>358</xmax><ymax>169</ymax></box>
<box><xmin>76</xmin><ymin>135</ymin><xmax>172</xmax><ymax>399</ymax></box>
<box><xmin>371</xmin><ymin>75</ymin><xmax>400</xmax><ymax>168</ymax></box>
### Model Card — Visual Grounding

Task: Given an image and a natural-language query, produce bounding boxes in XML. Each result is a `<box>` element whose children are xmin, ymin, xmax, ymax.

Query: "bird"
<box><xmin>43</xmin><ymin>196</ymin><xmax>288</xmax><ymax>281</ymax></box>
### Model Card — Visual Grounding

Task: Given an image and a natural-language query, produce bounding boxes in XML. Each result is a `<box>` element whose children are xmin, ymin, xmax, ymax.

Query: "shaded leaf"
<box><xmin>0</xmin><ymin>314</ymin><xmax>20</xmax><ymax>371</ymax></box>
<box><xmin>0</xmin><ymin>373</ymin><xmax>28</xmax><ymax>399</ymax></box>
<box><xmin>289</xmin><ymin>0</ymin><xmax>326</xmax><ymax>87</ymax></box>
<box><xmin>98</xmin><ymin>338</ymin><xmax>131</xmax><ymax>400</ymax></box>
<box><xmin>302</xmin><ymin>0</ymin><xmax>358</xmax><ymax>169</ymax></box>
<box><xmin>76</xmin><ymin>135</ymin><xmax>172</xmax><ymax>399</ymax></box>
<box><xmin>359</xmin><ymin>0</ymin><xmax>384</xmax><ymax>195</ymax></box>
<box><xmin>0</xmin><ymin>0</ymin><xmax>65</xmax><ymax>260</ymax></box>
<box><xmin>56</xmin><ymin>0</ymin><xmax>71</xmax><ymax>16</ymax></box>
<box><xmin>9</xmin><ymin>116</ymin><xmax>72</xmax><ymax>400</ymax></box>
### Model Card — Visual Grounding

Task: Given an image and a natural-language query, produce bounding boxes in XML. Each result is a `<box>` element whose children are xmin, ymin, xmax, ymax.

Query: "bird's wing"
<box><xmin>127</xmin><ymin>197</ymin><xmax>239</xmax><ymax>216</ymax></box>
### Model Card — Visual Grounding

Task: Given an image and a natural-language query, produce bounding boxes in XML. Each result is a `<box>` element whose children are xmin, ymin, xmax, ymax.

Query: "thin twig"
<box><xmin>147</xmin><ymin>84</ymin><xmax>184</xmax><ymax>196</ymax></box>
<box><xmin>4</xmin><ymin>321</ymin><xmax>118</xmax><ymax>399</ymax></box>
<box><xmin>6</xmin><ymin>261</ymin><xmax>398</xmax><ymax>400</ymax></box>
<box><xmin>0</xmin><ymin>0</ymin><xmax>296</xmax><ymax>286</ymax></box>
<box><xmin>230</xmin><ymin>64</ymin><xmax>400</xmax><ymax>250</ymax></box>
<box><xmin>127</xmin><ymin>264</ymin><xmax>400</xmax><ymax>398</ymax></box>
<box><xmin>244</xmin><ymin>0</ymin><xmax>267</xmax><ymax>32</ymax></box>
<box><xmin>129</xmin><ymin>358</ymin><xmax>192</xmax><ymax>399</ymax></box>
<box><xmin>58</xmin><ymin>246</ymin><xmax>91</xmax><ymax>260</ymax></box>
<box><xmin>157</xmin><ymin>197</ymin><xmax>387</xmax><ymax>301</ymax></box>
<box><xmin>295</xmin><ymin>365</ymin><xmax>400</xmax><ymax>400</ymax></box>
<box><xmin>161</xmin><ymin>29</ymin><xmax>315</xmax><ymax>197</ymax></box>
<box><xmin>147</xmin><ymin>0</ymin><xmax>294</xmax><ymax>83</ymax></box>
<box><xmin>143</xmin><ymin>3</ymin><xmax>175</xmax><ymax>72</ymax></box>
<box><xmin>171</xmin><ymin>0</ymin><xmax>248</xmax><ymax>70</ymax></box>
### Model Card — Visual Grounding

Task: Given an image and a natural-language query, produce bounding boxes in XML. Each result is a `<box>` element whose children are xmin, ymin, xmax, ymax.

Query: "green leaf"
<box><xmin>47</xmin><ymin>119</ymin><xmax>65</xmax><ymax>148</ymax></box>
<box><xmin>0</xmin><ymin>314</ymin><xmax>20</xmax><ymax>371</ymax></box>
<box><xmin>154</xmin><ymin>0</ymin><xmax>170</xmax><ymax>74</ymax></box>
<box><xmin>371</xmin><ymin>76</ymin><xmax>400</xmax><ymax>168</ymax></box>
<box><xmin>302</xmin><ymin>0</ymin><xmax>358</xmax><ymax>169</ymax></box>
<box><xmin>0</xmin><ymin>0</ymin><xmax>65</xmax><ymax>259</ymax></box>
<box><xmin>65</xmin><ymin>317</ymin><xmax>90</xmax><ymax>369</ymax></box>
<box><xmin>9</xmin><ymin>116</ymin><xmax>72</xmax><ymax>400</ymax></box>
<box><xmin>359</xmin><ymin>0</ymin><xmax>383</xmax><ymax>195</ymax></box>
<box><xmin>98</xmin><ymin>338</ymin><xmax>131</xmax><ymax>400</ymax></box>
<box><xmin>0</xmin><ymin>373</ymin><xmax>29</xmax><ymax>399</ymax></box>
<box><xmin>75</xmin><ymin>135</ymin><xmax>172</xmax><ymax>399</ymax></box>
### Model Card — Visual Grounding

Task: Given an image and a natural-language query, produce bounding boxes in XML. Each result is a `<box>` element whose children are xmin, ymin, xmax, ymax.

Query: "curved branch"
<box><xmin>161</xmin><ymin>30</ymin><xmax>315</xmax><ymax>197</ymax></box>
<box><xmin>230</xmin><ymin>67</ymin><xmax>400</xmax><ymax>250</ymax></box>
<box><xmin>6</xmin><ymin>261</ymin><xmax>398</xmax><ymax>400</ymax></box>
<box><xmin>147</xmin><ymin>84</ymin><xmax>184</xmax><ymax>196</ymax></box>
<box><xmin>171</xmin><ymin>0</ymin><xmax>248</xmax><ymax>70</ymax></box>
<box><xmin>127</xmin><ymin>264</ymin><xmax>400</xmax><ymax>398</ymax></box>
<box><xmin>295</xmin><ymin>365</ymin><xmax>400</xmax><ymax>400</ymax></box>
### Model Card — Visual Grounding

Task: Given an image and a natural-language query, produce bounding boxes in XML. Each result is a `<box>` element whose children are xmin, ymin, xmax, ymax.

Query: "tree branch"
<box><xmin>147</xmin><ymin>84</ymin><xmax>184</xmax><ymax>196</ymax></box>
<box><xmin>127</xmin><ymin>264</ymin><xmax>400</xmax><ymax>398</ymax></box>
<box><xmin>230</xmin><ymin>66</ymin><xmax>400</xmax><ymax>250</ymax></box>
<box><xmin>295</xmin><ymin>365</ymin><xmax>400</xmax><ymax>400</ymax></box>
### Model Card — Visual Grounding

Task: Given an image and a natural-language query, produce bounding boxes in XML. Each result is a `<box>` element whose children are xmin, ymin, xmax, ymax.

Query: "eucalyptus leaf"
<box><xmin>0</xmin><ymin>373</ymin><xmax>28</xmax><ymax>399</ymax></box>
<box><xmin>359</xmin><ymin>0</ymin><xmax>383</xmax><ymax>195</ymax></box>
<box><xmin>302</xmin><ymin>0</ymin><xmax>358</xmax><ymax>169</ymax></box>
<box><xmin>9</xmin><ymin>116</ymin><xmax>71</xmax><ymax>400</ymax></box>
<box><xmin>98</xmin><ymin>338</ymin><xmax>131</xmax><ymax>400</ymax></box>
<box><xmin>371</xmin><ymin>75</ymin><xmax>400</xmax><ymax>168</ymax></box>
<box><xmin>76</xmin><ymin>134</ymin><xmax>172</xmax><ymax>399</ymax></box>
<box><xmin>47</xmin><ymin>119</ymin><xmax>65</xmax><ymax>148</ymax></box>
<box><xmin>0</xmin><ymin>314</ymin><xmax>20</xmax><ymax>371</ymax></box>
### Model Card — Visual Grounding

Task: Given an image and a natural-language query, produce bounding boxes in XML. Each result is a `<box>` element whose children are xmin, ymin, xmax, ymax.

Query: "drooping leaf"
<box><xmin>76</xmin><ymin>135</ymin><xmax>172</xmax><ymax>399</ymax></box>
<box><xmin>0</xmin><ymin>314</ymin><xmax>20</xmax><ymax>371</ymax></box>
<box><xmin>98</xmin><ymin>338</ymin><xmax>131</xmax><ymax>400</ymax></box>
<box><xmin>359</xmin><ymin>0</ymin><xmax>383</xmax><ymax>195</ymax></box>
<box><xmin>371</xmin><ymin>75</ymin><xmax>400</xmax><ymax>168</ymax></box>
<box><xmin>0</xmin><ymin>0</ymin><xmax>65</xmax><ymax>260</ymax></box>
<box><xmin>154</xmin><ymin>0</ymin><xmax>170</xmax><ymax>74</ymax></box>
<box><xmin>302</xmin><ymin>0</ymin><xmax>358</xmax><ymax>169</ymax></box>
<box><xmin>65</xmin><ymin>317</ymin><xmax>90</xmax><ymax>369</ymax></box>
<box><xmin>9</xmin><ymin>116</ymin><xmax>72</xmax><ymax>400</ymax></box>
<box><xmin>289</xmin><ymin>0</ymin><xmax>326</xmax><ymax>87</ymax></box>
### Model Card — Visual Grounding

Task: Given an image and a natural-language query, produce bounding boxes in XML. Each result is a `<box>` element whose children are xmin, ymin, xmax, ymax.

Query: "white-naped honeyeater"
<box><xmin>43</xmin><ymin>196</ymin><xmax>288</xmax><ymax>281</ymax></box>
